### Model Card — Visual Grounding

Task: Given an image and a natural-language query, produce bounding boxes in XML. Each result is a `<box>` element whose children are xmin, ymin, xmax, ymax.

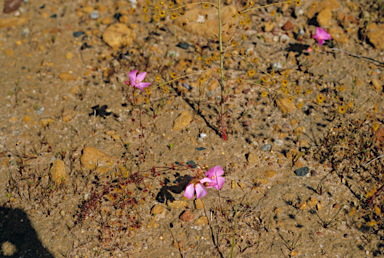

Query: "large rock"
<box><xmin>50</xmin><ymin>159</ymin><xmax>67</xmax><ymax>184</ymax></box>
<box><xmin>175</xmin><ymin>5</ymin><xmax>237</xmax><ymax>40</ymax></box>
<box><xmin>317</xmin><ymin>9</ymin><xmax>332</xmax><ymax>27</ymax></box>
<box><xmin>328</xmin><ymin>27</ymin><xmax>348</xmax><ymax>44</ymax></box>
<box><xmin>80</xmin><ymin>146</ymin><xmax>115</xmax><ymax>174</ymax></box>
<box><xmin>367</xmin><ymin>23</ymin><xmax>384</xmax><ymax>50</ymax></box>
<box><xmin>173</xmin><ymin>111</ymin><xmax>192</xmax><ymax>131</ymax></box>
<box><xmin>102</xmin><ymin>23</ymin><xmax>136</xmax><ymax>49</ymax></box>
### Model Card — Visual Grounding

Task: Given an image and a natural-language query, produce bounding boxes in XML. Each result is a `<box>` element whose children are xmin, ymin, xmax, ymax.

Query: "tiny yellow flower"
<box><xmin>159</xmin><ymin>1</ymin><xmax>164</xmax><ymax>5</ymax></box>
<box><xmin>271</xmin><ymin>10</ymin><xmax>276</xmax><ymax>16</ymax></box>
<box><xmin>159</xmin><ymin>10</ymin><xmax>167</xmax><ymax>17</ymax></box>
<box><xmin>240</xmin><ymin>20</ymin><xmax>245</xmax><ymax>26</ymax></box>
<box><xmin>170</xmin><ymin>13</ymin><xmax>178</xmax><ymax>19</ymax></box>
<box><xmin>317</xmin><ymin>94</ymin><xmax>324</xmax><ymax>104</ymax></box>
<box><xmin>375</xmin><ymin>206</ymin><xmax>381</xmax><ymax>216</ymax></box>
<box><xmin>285</xmin><ymin>71</ymin><xmax>289</xmax><ymax>78</ymax></box>
<box><xmin>282</xmin><ymin>79</ymin><xmax>288</xmax><ymax>86</ymax></box>
<box><xmin>284</xmin><ymin>89</ymin><xmax>288</xmax><ymax>95</ymax></box>
<box><xmin>338</xmin><ymin>106</ymin><xmax>346</xmax><ymax>114</ymax></box>
<box><xmin>202</xmin><ymin>2</ymin><xmax>209</xmax><ymax>9</ymax></box>
<box><xmin>156</xmin><ymin>75</ymin><xmax>161</xmax><ymax>82</ymax></box>
<box><xmin>217</xmin><ymin>68</ymin><xmax>221</xmax><ymax>73</ymax></box>
<box><xmin>281</xmin><ymin>86</ymin><xmax>286</xmax><ymax>91</ymax></box>
<box><xmin>271</xmin><ymin>70</ymin><xmax>275</xmax><ymax>77</ymax></box>
<box><xmin>232</xmin><ymin>41</ymin><xmax>237</xmax><ymax>47</ymax></box>
<box><xmin>248</xmin><ymin>0</ymin><xmax>254</xmax><ymax>6</ymax></box>
<box><xmin>252</xmin><ymin>57</ymin><xmax>258</xmax><ymax>63</ymax></box>
<box><xmin>246</xmin><ymin>18</ymin><xmax>251</xmax><ymax>24</ymax></box>
<box><xmin>373</xmin><ymin>105</ymin><xmax>378</xmax><ymax>113</ymax></box>
<box><xmin>305</xmin><ymin>89</ymin><xmax>312</xmax><ymax>94</ymax></box>
<box><xmin>199</xmin><ymin>76</ymin><xmax>205</xmax><ymax>81</ymax></box>
<box><xmin>288</xmin><ymin>96</ymin><xmax>294</xmax><ymax>102</ymax></box>
<box><xmin>242</xmin><ymin>34</ymin><xmax>247</xmax><ymax>40</ymax></box>
<box><xmin>145</xmin><ymin>88</ymin><xmax>151</xmax><ymax>95</ymax></box>
<box><xmin>367</xmin><ymin>220</ymin><xmax>377</xmax><ymax>227</ymax></box>
<box><xmin>295</xmin><ymin>0</ymin><xmax>302</xmax><ymax>6</ymax></box>
<box><xmin>373</xmin><ymin>122</ymin><xmax>380</xmax><ymax>131</ymax></box>
<box><xmin>143</xmin><ymin>97</ymin><xmax>149</xmax><ymax>103</ymax></box>
<box><xmin>168</xmin><ymin>1</ymin><xmax>174</xmax><ymax>8</ymax></box>
<box><xmin>206</xmin><ymin>58</ymin><xmax>212</xmax><ymax>65</ymax></box>
<box><xmin>248</xmin><ymin>70</ymin><xmax>256</xmax><ymax>77</ymax></box>
<box><xmin>261</xmin><ymin>92</ymin><xmax>268</xmax><ymax>97</ymax></box>
<box><xmin>237</xmin><ymin>77</ymin><xmax>242</xmax><ymax>83</ymax></box>
<box><xmin>349</xmin><ymin>207</ymin><xmax>356</xmax><ymax>216</ymax></box>
<box><xmin>298</xmin><ymin>103</ymin><xmax>303</xmax><ymax>109</ymax></box>
<box><xmin>170</xmin><ymin>72</ymin><xmax>176</xmax><ymax>79</ymax></box>
<box><xmin>312</xmin><ymin>1</ymin><xmax>316</xmax><ymax>8</ymax></box>
<box><xmin>261</xmin><ymin>76</ymin><xmax>268</xmax><ymax>82</ymax></box>
<box><xmin>162</xmin><ymin>86</ymin><xmax>168</xmax><ymax>93</ymax></box>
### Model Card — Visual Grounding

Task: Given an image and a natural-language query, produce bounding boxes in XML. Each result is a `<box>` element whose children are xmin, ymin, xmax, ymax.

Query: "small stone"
<box><xmin>102</xmin><ymin>17</ymin><xmax>112</xmax><ymax>25</ymax></box>
<box><xmin>247</xmin><ymin>153</ymin><xmax>259</xmax><ymax>165</ymax></box>
<box><xmin>73</xmin><ymin>31</ymin><xmax>85</xmax><ymax>38</ymax></box>
<box><xmin>9</xmin><ymin>117</ymin><xmax>17</xmax><ymax>123</ymax></box>
<box><xmin>36</xmin><ymin>107</ymin><xmax>44</xmax><ymax>115</ymax></box>
<box><xmin>167</xmin><ymin>200</ymin><xmax>188</xmax><ymax>209</ymax></box>
<box><xmin>21</xmin><ymin>28</ymin><xmax>29</xmax><ymax>35</ymax></box>
<box><xmin>173</xmin><ymin>111</ymin><xmax>192</xmax><ymax>131</ymax></box>
<box><xmin>317</xmin><ymin>9</ymin><xmax>332</xmax><ymax>27</ymax></box>
<box><xmin>264</xmin><ymin>22</ymin><xmax>274</xmax><ymax>32</ymax></box>
<box><xmin>298</xmin><ymin>202</ymin><xmax>307</xmax><ymax>210</ymax></box>
<box><xmin>102</xmin><ymin>23</ymin><xmax>136</xmax><ymax>49</ymax></box>
<box><xmin>62</xmin><ymin>113</ymin><xmax>75</xmax><ymax>123</ymax></box>
<box><xmin>242</xmin><ymin>89</ymin><xmax>251</xmax><ymax>94</ymax></box>
<box><xmin>195</xmin><ymin>199</ymin><xmax>204</xmax><ymax>209</ymax></box>
<box><xmin>290</xmin><ymin>119</ymin><xmax>298</xmax><ymax>126</ymax></box>
<box><xmin>343</xmin><ymin>234</ymin><xmax>348</xmax><ymax>238</ymax></box>
<box><xmin>0</xmin><ymin>16</ymin><xmax>28</xmax><ymax>27</ymax></box>
<box><xmin>328</xmin><ymin>27</ymin><xmax>348</xmax><ymax>44</ymax></box>
<box><xmin>82</xmin><ymin>5</ymin><xmax>94</xmax><ymax>14</ymax></box>
<box><xmin>38</xmin><ymin>118</ymin><xmax>54</xmax><ymax>127</ymax></box>
<box><xmin>194</xmin><ymin>216</ymin><xmax>208</xmax><ymax>226</ymax></box>
<box><xmin>119</xmin><ymin>15</ymin><xmax>129</xmax><ymax>23</ymax></box>
<box><xmin>3</xmin><ymin>0</ymin><xmax>22</xmax><ymax>13</ymax></box>
<box><xmin>80</xmin><ymin>146</ymin><xmax>115</xmax><ymax>174</ymax></box>
<box><xmin>316</xmin><ymin>232</ymin><xmax>323</xmax><ymax>236</ymax></box>
<box><xmin>333</xmin><ymin>203</ymin><xmax>341</xmax><ymax>209</ymax></box>
<box><xmin>371</xmin><ymin>78</ymin><xmax>383</xmax><ymax>93</ymax></box>
<box><xmin>50</xmin><ymin>159</ymin><xmax>66</xmax><ymax>184</ymax></box>
<box><xmin>151</xmin><ymin>204</ymin><xmax>165</xmax><ymax>215</ymax></box>
<box><xmin>90</xmin><ymin>10</ymin><xmax>99</xmax><ymax>19</ymax></box>
<box><xmin>308</xmin><ymin>197</ymin><xmax>317</xmax><ymax>207</ymax></box>
<box><xmin>4</xmin><ymin>49</ymin><xmax>14</xmax><ymax>56</ymax></box>
<box><xmin>264</xmin><ymin>170</ymin><xmax>276</xmax><ymax>178</ymax></box>
<box><xmin>310</xmin><ymin>170</ymin><xmax>318</xmax><ymax>176</ymax></box>
<box><xmin>274</xmin><ymin>207</ymin><xmax>281</xmax><ymax>214</ymax></box>
<box><xmin>242</xmin><ymin>121</ymin><xmax>252</xmax><ymax>127</ymax></box>
<box><xmin>23</xmin><ymin>115</ymin><xmax>31</xmax><ymax>123</ymax></box>
<box><xmin>317</xmin><ymin>203</ymin><xmax>321</xmax><ymax>211</ymax></box>
<box><xmin>180</xmin><ymin>210</ymin><xmax>194</xmax><ymax>222</ymax></box>
<box><xmin>276</xmin><ymin>97</ymin><xmax>296</xmax><ymax>115</ymax></box>
<box><xmin>355</xmin><ymin>78</ymin><xmax>364</xmax><ymax>87</ymax></box>
<box><xmin>254</xmin><ymin>177</ymin><xmax>269</xmax><ymax>185</ymax></box>
<box><xmin>294</xmin><ymin>167</ymin><xmax>309</xmax><ymax>176</ymax></box>
<box><xmin>261</xmin><ymin>144</ymin><xmax>272</xmax><ymax>151</ymax></box>
<box><xmin>176</xmin><ymin>42</ymin><xmax>190</xmax><ymax>50</ymax></box>
<box><xmin>282</xmin><ymin>20</ymin><xmax>293</xmax><ymax>31</ymax></box>
<box><xmin>293</xmin><ymin>126</ymin><xmax>305</xmax><ymax>136</ymax></box>
<box><xmin>59</xmin><ymin>72</ymin><xmax>75</xmax><ymax>81</ymax></box>
<box><xmin>65</xmin><ymin>52</ymin><xmax>73</xmax><ymax>59</ymax></box>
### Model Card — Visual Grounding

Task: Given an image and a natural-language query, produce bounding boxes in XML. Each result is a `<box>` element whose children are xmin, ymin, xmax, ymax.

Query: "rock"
<box><xmin>242</xmin><ymin>121</ymin><xmax>252</xmax><ymax>127</ymax></box>
<box><xmin>293</xmin><ymin>126</ymin><xmax>305</xmax><ymax>136</ymax></box>
<box><xmin>328</xmin><ymin>27</ymin><xmax>348</xmax><ymax>44</ymax></box>
<box><xmin>0</xmin><ymin>16</ymin><xmax>28</xmax><ymax>27</ymax></box>
<box><xmin>70</xmin><ymin>85</ymin><xmax>81</xmax><ymax>96</ymax></box>
<box><xmin>102</xmin><ymin>17</ymin><xmax>112</xmax><ymax>25</ymax></box>
<box><xmin>195</xmin><ymin>199</ymin><xmax>204</xmax><ymax>209</ymax></box>
<box><xmin>90</xmin><ymin>10</ymin><xmax>99</xmax><ymax>19</ymax></box>
<box><xmin>333</xmin><ymin>203</ymin><xmax>341</xmax><ymax>209</ymax></box>
<box><xmin>367</xmin><ymin>23</ymin><xmax>384</xmax><ymax>50</ymax></box>
<box><xmin>247</xmin><ymin>153</ymin><xmax>259</xmax><ymax>165</ymax></box>
<box><xmin>102</xmin><ymin>23</ymin><xmax>136</xmax><ymax>49</ymax></box>
<box><xmin>167</xmin><ymin>200</ymin><xmax>188</xmax><ymax>209</ymax></box>
<box><xmin>317</xmin><ymin>9</ymin><xmax>332</xmax><ymax>27</ymax></box>
<box><xmin>254</xmin><ymin>177</ymin><xmax>269</xmax><ymax>185</ymax></box>
<box><xmin>173</xmin><ymin>111</ymin><xmax>192</xmax><ymax>131</ymax></box>
<box><xmin>151</xmin><ymin>204</ymin><xmax>165</xmax><ymax>215</ymax></box>
<box><xmin>294</xmin><ymin>167</ymin><xmax>309</xmax><ymax>176</ymax></box>
<box><xmin>371</xmin><ymin>78</ymin><xmax>383</xmax><ymax>93</ymax></box>
<box><xmin>264</xmin><ymin>170</ymin><xmax>276</xmax><ymax>178</ymax></box>
<box><xmin>82</xmin><ymin>4</ymin><xmax>94</xmax><ymax>14</ymax></box>
<box><xmin>4</xmin><ymin>49</ymin><xmax>14</xmax><ymax>56</ymax></box>
<box><xmin>180</xmin><ymin>210</ymin><xmax>194</xmax><ymax>222</ymax></box>
<box><xmin>23</xmin><ymin>115</ymin><xmax>31</xmax><ymax>123</ymax></box>
<box><xmin>38</xmin><ymin>118</ymin><xmax>54</xmax><ymax>127</ymax></box>
<box><xmin>308</xmin><ymin>197</ymin><xmax>317</xmax><ymax>207</ymax></box>
<box><xmin>73</xmin><ymin>31</ymin><xmax>85</xmax><ymax>38</ymax></box>
<box><xmin>306</xmin><ymin>0</ymin><xmax>340</xmax><ymax>19</ymax></box>
<box><xmin>65</xmin><ymin>52</ymin><xmax>73</xmax><ymax>59</ymax></box>
<box><xmin>105</xmin><ymin>130</ymin><xmax>121</xmax><ymax>141</ymax></box>
<box><xmin>50</xmin><ymin>159</ymin><xmax>67</xmax><ymax>184</ymax></box>
<box><xmin>59</xmin><ymin>72</ymin><xmax>75</xmax><ymax>81</ymax></box>
<box><xmin>80</xmin><ymin>146</ymin><xmax>115</xmax><ymax>174</ymax></box>
<box><xmin>375</xmin><ymin>126</ymin><xmax>384</xmax><ymax>143</ymax></box>
<box><xmin>62</xmin><ymin>112</ymin><xmax>75</xmax><ymax>123</ymax></box>
<box><xmin>276</xmin><ymin>97</ymin><xmax>296</xmax><ymax>115</ymax></box>
<box><xmin>119</xmin><ymin>15</ymin><xmax>129</xmax><ymax>23</ymax></box>
<box><xmin>282</xmin><ymin>20</ymin><xmax>293</xmax><ymax>31</ymax></box>
<box><xmin>274</xmin><ymin>207</ymin><xmax>281</xmax><ymax>213</ymax></box>
<box><xmin>174</xmin><ymin>5</ymin><xmax>237</xmax><ymax>40</ymax></box>
<box><xmin>194</xmin><ymin>216</ymin><xmax>209</xmax><ymax>226</ymax></box>
<box><xmin>355</xmin><ymin>78</ymin><xmax>364</xmax><ymax>87</ymax></box>
<box><xmin>242</xmin><ymin>89</ymin><xmax>251</xmax><ymax>94</ymax></box>
<box><xmin>261</xmin><ymin>144</ymin><xmax>272</xmax><ymax>151</ymax></box>
<box><xmin>264</xmin><ymin>22</ymin><xmax>274</xmax><ymax>32</ymax></box>
<box><xmin>208</xmin><ymin>80</ymin><xmax>219</xmax><ymax>91</ymax></box>
<box><xmin>3</xmin><ymin>0</ymin><xmax>23</xmax><ymax>13</ymax></box>
<box><xmin>290</xmin><ymin>119</ymin><xmax>298</xmax><ymax>126</ymax></box>
<box><xmin>310</xmin><ymin>170</ymin><xmax>317</xmax><ymax>176</ymax></box>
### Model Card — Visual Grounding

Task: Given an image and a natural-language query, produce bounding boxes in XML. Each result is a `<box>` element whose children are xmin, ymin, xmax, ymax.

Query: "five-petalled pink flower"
<box><xmin>184</xmin><ymin>177</ymin><xmax>216</xmax><ymax>199</ymax></box>
<box><xmin>313</xmin><ymin>27</ymin><xmax>331</xmax><ymax>47</ymax></box>
<box><xmin>125</xmin><ymin>70</ymin><xmax>151</xmax><ymax>93</ymax></box>
<box><xmin>205</xmin><ymin>166</ymin><xmax>225</xmax><ymax>190</ymax></box>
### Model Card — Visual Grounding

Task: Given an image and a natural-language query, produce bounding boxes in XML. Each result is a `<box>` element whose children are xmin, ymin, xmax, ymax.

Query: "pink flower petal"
<box><xmin>124</xmin><ymin>81</ymin><xmax>130</xmax><ymax>85</ymax></box>
<box><xmin>214</xmin><ymin>176</ymin><xmax>225</xmax><ymax>190</ymax></box>
<box><xmin>136</xmin><ymin>72</ymin><xmax>147</xmax><ymax>82</ymax></box>
<box><xmin>136</xmin><ymin>82</ymin><xmax>151</xmax><ymax>93</ymax></box>
<box><xmin>128</xmin><ymin>70</ymin><xmax>138</xmax><ymax>87</ymax></box>
<box><xmin>200</xmin><ymin>177</ymin><xmax>216</xmax><ymax>189</ymax></box>
<box><xmin>206</xmin><ymin>166</ymin><xmax>223</xmax><ymax>178</ymax></box>
<box><xmin>195</xmin><ymin>183</ymin><xmax>207</xmax><ymax>199</ymax></box>
<box><xmin>184</xmin><ymin>183</ymin><xmax>195</xmax><ymax>199</ymax></box>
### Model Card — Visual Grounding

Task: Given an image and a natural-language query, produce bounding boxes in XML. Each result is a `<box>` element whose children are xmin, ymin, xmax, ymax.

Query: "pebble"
<box><xmin>36</xmin><ymin>107</ymin><xmax>44</xmax><ymax>115</ymax></box>
<box><xmin>90</xmin><ymin>10</ymin><xmax>99</xmax><ymax>19</ymax></box>
<box><xmin>38</xmin><ymin>118</ymin><xmax>54</xmax><ymax>127</ymax></box>
<box><xmin>194</xmin><ymin>216</ymin><xmax>208</xmax><ymax>226</ymax></box>
<box><xmin>280</xmin><ymin>34</ymin><xmax>289</xmax><ymax>43</ymax></box>
<box><xmin>80</xmin><ymin>146</ymin><xmax>115</xmax><ymax>174</ymax></box>
<box><xmin>242</xmin><ymin>121</ymin><xmax>252</xmax><ymax>127</ymax></box>
<box><xmin>21</xmin><ymin>27</ymin><xmax>29</xmax><ymax>35</ymax></box>
<box><xmin>310</xmin><ymin>170</ymin><xmax>317</xmax><ymax>176</ymax></box>
<box><xmin>176</xmin><ymin>42</ymin><xmax>190</xmax><ymax>50</ymax></box>
<box><xmin>173</xmin><ymin>111</ymin><xmax>192</xmax><ymax>131</ymax></box>
<box><xmin>180</xmin><ymin>210</ymin><xmax>194</xmax><ymax>222</ymax></box>
<box><xmin>242</xmin><ymin>89</ymin><xmax>251</xmax><ymax>94</ymax></box>
<box><xmin>167</xmin><ymin>200</ymin><xmax>188</xmax><ymax>209</ymax></box>
<box><xmin>151</xmin><ymin>204</ymin><xmax>165</xmax><ymax>215</ymax></box>
<box><xmin>102</xmin><ymin>23</ymin><xmax>136</xmax><ymax>49</ymax></box>
<box><xmin>3</xmin><ymin>0</ymin><xmax>23</xmax><ymax>14</ymax></box>
<box><xmin>195</xmin><ymin>199</ymin><xmax>204</xmax><ymax>209</ymax></box>
<box><xmin>199</xmin><ymin>133</ymin><xmax>207</xmax><ymax>139</ymax></box>
<box><xmin>261</xmin><ymin>144</ymin><xmax>272</xmax><ymax>151</ymax></box>
<box><xmin>282</xmin><ymin>20</ymin><xmax>293</xmax><ymax>31</ymax></box>
<box><xmin>272</xmin><ymin>62</ymin><xmax>282</xmax><ymax>70</ymax></box>
<box><xmin>73</xmin><ymin>31</ymin><xmax>85</xmax><ymax>38</ymax></box>
<box><xmin>294</xmin><ymin>167</ymin><xmax>309</xmax><ymax>176</ymax></box>
<box><xmin>247</xmin><ymin>153</ymin><xmax>259</xmax><ymax>165</ymax></box>
<box><xmin>274</xmin><ymin>139</ymin><xmax>283</xmax><ymax>146</ymax></box>
<box><xmin>50</xmin><ymin>159</ymin><xmax>67</xmax><ymax>184</ymax></box>
<box><xmin>65</xmin><ymin>52</ymin><xmax>73</xmax><ymax>59</ymax></box>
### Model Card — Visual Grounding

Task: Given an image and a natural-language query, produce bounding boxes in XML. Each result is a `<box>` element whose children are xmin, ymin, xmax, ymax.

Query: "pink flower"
<box><xmin>184</xmin><ymin>178</ymin><xmax>216</xmax><ymax>199</ymax></box>
<box><xmin>205</xmin><ymin>166</ymin><xmax>225</xmax><ymax>190</ymax></box>
<box><xmin>124</xmin><ymin>70</ymin><xmax>151</xmax><ymax>93</ymax></box>
<box><xmin>313</xmin><ymin>27</ymin><xmax>331</xmax><ymax>47</ymax></box>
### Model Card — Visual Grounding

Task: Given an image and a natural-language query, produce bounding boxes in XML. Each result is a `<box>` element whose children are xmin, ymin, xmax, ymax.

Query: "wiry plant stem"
<box><xmin>218</xmin><ymin>0</ymin><xmax>227</xmax><ymax>140</ymax></box>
